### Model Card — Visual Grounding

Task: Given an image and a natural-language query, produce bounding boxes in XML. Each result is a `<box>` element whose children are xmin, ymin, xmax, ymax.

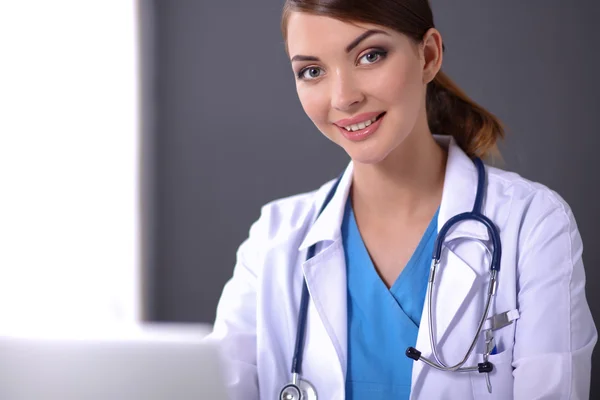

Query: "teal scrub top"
<box><xmin>342</xmin><ymin>198</ymin><xmax>439</xmax><ymax>400</ymax></box>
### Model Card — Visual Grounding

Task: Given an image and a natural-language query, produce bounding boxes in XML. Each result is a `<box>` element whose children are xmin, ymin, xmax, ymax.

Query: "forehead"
<box><xmin>286</xmin><ymin>12</ymin><xmax>396</xmax><ymax>56</ymax></box>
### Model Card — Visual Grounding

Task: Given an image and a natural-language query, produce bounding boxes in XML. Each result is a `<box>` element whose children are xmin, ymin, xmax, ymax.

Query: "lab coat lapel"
<box><xmin>411</xmin><ymin>250</ymin><xmax>478</xmax><ymax>395</ymax></box>
<box><xmin>412</xmin><ymin>137</ymin><xmax>486</xmax><ymax>391</ymax></box>
<box><xmin>412</xmin><ymin>248</ymin><xmax>478</xmax><ymax>374</ymax></box>
<box><xmin>302</xmin><ymin>240</ymin><xmax>348</xmax><ymax>377</ymax></box>
<box><xmin>298</xmin><ymin>163</ymin><xmax>354</xmax><ymax>379</ymax></box>
<box><xmin>432</xmin><ymin>135</ymin><xmax>488</xmax><ymax>340</ymax></box>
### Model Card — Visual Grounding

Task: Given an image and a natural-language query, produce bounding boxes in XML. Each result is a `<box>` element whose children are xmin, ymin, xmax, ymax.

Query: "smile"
<box><xmin>340</xmin><ymin>112</ymin><xmax>386</xmax><ymax>132</ymax></box>
<box><xmin>335</xmin><ymin>112</ymin><xmax>386</xmax><ymax>142</ymax></box>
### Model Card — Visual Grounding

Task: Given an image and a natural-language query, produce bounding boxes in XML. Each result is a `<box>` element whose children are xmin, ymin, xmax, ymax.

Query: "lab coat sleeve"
<box><xmin>512</xmin><ymin>197</ymin><xmax>597</xmax><ymax>399</ymax></box>
<box><xmin>203</xmin><ymin>210</ymin><xmax>266</xmax><ymax>400</ymax></box>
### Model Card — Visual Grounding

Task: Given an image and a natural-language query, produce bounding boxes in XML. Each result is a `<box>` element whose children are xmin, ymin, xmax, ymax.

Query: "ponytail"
<box><xmin>426</xmin><ymin>71</ymin><xmax>504</xmax><ymax>159</ymax></box>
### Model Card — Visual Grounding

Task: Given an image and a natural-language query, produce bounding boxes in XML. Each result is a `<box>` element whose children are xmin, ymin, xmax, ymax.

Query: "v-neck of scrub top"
<box><xmin>342</xmin><ymin>198</ymin><xmax>439</xmax><ymax>400</ymax></box>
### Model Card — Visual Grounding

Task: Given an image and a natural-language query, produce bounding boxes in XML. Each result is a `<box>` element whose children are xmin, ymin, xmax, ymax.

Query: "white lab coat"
<box><xmin>206</xmin><ymin>136</ymin><xmax>597</xmax><ymax>399</ymax></box>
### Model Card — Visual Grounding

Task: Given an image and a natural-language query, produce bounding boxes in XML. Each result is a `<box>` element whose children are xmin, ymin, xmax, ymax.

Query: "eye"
<box><xmin>357</xmin><ymin>49</ymin><xmax>388</xmax><ymax>65</ymax></box>
<box><xmin>298</xmin><ymin>66</ymin><xmax>324</xmax><ymax>80</ymax></box>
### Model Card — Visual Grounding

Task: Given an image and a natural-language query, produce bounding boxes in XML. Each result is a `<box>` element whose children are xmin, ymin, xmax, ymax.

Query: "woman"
<box><xmin>206</xmin><ymin>1</ymin><xmax>597</xmax><ymax>399</ymax></box>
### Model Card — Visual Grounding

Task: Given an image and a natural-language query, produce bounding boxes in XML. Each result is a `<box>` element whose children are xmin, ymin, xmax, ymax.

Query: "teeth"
<box><xmin>343</xmin><ymin>115</ymin><xmax>379</xmax><ymax>131</ymax></box>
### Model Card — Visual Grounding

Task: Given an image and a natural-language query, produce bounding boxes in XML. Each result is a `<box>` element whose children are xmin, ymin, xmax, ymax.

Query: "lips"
<box><xmin>335</xmin><ymin>112</ymin><xmax>386</xmax><ymax>142</ymax></box>
<box><xmin>334</xmin><ymin>111</ymin><xmax>384</xmax><ymax>129</ymax></box>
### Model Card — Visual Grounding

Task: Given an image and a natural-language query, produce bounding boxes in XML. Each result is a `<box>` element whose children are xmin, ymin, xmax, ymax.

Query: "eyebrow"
<box><xmin>290</xmin><ymin>29</ymin><xmax>390</xmax><ymax>63</ymax></box>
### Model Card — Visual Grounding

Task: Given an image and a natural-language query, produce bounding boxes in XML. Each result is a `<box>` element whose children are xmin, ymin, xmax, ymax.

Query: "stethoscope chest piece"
<box><xmin>279</xmin><ymin>378</ymin><xmax>317</xmax><ymax>400</ymax></box>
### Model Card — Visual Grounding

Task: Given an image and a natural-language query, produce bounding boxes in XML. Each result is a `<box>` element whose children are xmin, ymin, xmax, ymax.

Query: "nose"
<box><xmin>330</xmin><ymin>70</ymin><xmax>364</xmax><ymax>112</ymax></box>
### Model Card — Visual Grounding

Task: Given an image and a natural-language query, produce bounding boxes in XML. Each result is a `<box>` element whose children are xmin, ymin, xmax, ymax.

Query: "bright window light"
<box><xmin>0</xmin><ymin>1</ymin><xmax>140</xmax><ymax>331</ymax></box>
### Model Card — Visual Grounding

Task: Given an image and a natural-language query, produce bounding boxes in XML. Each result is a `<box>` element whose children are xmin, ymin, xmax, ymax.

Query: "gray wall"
<box><xmin>141</xmin><ymin>0</ymin><xmax>600</xmax><ymax>394</ymax></box>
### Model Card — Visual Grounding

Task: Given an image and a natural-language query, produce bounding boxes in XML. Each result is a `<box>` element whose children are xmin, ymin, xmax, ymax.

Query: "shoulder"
<box><xmin>486</xmin><ymin>165</ymin><xmax>569</xmax><ymax>208</ymax></box>
<box><xmin>485</xmin><ymin>164</ymin><xmax>579</xmax><ymax>242</ymax></box>
<box><xmin>246</xmin><ymin>177</ymin><xmax>338</xmax><ymax>245</ymax></box>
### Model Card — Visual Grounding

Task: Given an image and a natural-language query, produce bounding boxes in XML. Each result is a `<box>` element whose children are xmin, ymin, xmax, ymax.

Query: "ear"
<box><xmin>421</xmin><ymin>28</ymin><xmax>443</xmax><ymax>84</ymax></box>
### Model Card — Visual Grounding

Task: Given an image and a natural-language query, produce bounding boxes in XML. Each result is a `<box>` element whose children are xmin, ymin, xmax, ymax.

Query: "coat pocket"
<box><xmin>470</xmin><ymin>348</ymin><xmax>514</xmax><ymax>398</ymax></box>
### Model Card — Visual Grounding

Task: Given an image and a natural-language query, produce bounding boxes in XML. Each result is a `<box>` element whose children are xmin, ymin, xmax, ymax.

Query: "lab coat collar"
<box><xmin>437</xmin><ymin>135</ymin><xmax>490</xmax><ymax>242</ymax></box>
<box><xmin>298</xmin><ymin>162</ymin><xmax>353</xmax><ymax>251</ymax></box>
<box><xmin>298</xmin><ymin>135</ymin><xmax>489</xmax><ymax>252</ymax></box>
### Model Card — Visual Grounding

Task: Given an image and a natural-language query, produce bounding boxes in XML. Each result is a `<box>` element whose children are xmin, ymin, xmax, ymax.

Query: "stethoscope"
<box><xmin>279</xmin><ymin>157</ymin><xmax>501</xmax><ymax>400</ymax></box>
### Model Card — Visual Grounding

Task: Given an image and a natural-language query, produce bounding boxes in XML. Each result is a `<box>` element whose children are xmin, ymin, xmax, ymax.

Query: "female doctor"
<box><xmin>205</xmin><ymin>0</ymin><xmax>597</xmax><ymax>399</ymax></box>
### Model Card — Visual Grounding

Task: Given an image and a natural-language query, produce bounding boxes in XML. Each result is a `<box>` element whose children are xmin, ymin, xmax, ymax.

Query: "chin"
<box><xmin>344</xmin><ymin>141</ymin><xmax>395</xmax><ymax>165</ymax></box>
<box><xmin>320</xmin><ymin>122</ymin><xmax>407</xmax><ymax>165</ymax></box>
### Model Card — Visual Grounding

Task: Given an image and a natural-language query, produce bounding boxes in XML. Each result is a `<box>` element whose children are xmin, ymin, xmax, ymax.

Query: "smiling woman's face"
<box><xmin>286</xmin><ymin>12</ymin><xmax>436</xmax><ymax>165</ymax></box>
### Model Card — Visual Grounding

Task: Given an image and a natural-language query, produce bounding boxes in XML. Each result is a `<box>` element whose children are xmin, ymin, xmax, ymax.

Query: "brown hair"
<box><xmin>281</xmin><ymin>0</ymin><xmax>504</xmax><ymax>159</ymax></box>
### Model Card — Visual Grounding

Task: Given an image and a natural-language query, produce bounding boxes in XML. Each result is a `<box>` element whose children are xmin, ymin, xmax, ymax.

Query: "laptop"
<box><xmin>0</xmin><ymin>323</ymin><xmax>228</xmax><ymax>400</ymax></box>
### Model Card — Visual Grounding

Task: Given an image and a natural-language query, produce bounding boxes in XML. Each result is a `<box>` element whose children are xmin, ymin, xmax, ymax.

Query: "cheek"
<box><xmin>371</xmin><ymin>60</ymin><xmax>423</xmax><ymax>108</ymax></box>
<box><xmin>297</xmin><ymin>86</ymin><xmax>330</xmax><ymax>127</ymax></box>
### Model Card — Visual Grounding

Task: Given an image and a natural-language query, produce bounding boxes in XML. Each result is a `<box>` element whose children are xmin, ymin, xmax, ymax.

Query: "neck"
<box><xmin>350</xmin><ymin>132</ymin><xmax>447</xmax><ymax>222</ymax></box>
